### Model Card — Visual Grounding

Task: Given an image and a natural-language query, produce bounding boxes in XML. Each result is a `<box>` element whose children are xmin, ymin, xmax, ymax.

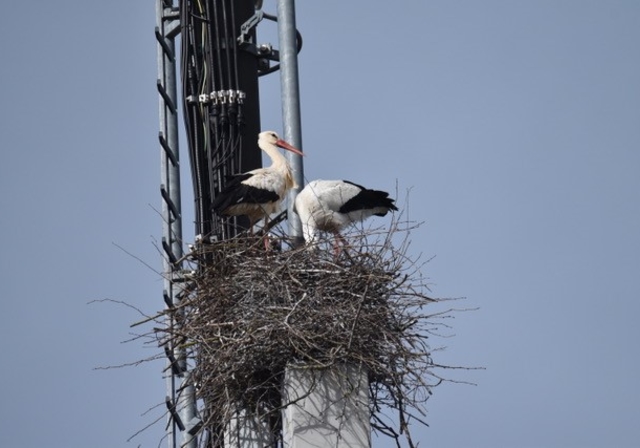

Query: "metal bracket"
<box><xmin>164</xmin><ymin>346</ymin><xmax>184</xmax><ymax>376</ymax></box>
<box><xmin>162</xmin><ymin>7</ymin><xmax>181</xmax><ymax>39</ymax></box>
<box><xmin>165</xmin><ymin>396</ymin><xmax>186</xmax><ymax>431</ymax></box>
<box><xmin>238</xmin><ymin>10</ymin><xmax>264</xmax><ymax>46</ymax></box>
<box><xmin>198</xmin><ymin>90</ymin><xmax>246</xmax><ymax>105</ymax></box>
<box><xmin>186</xmin><ymin>417</ymin><xmax>204</xmax><ymax>436</ymax></box>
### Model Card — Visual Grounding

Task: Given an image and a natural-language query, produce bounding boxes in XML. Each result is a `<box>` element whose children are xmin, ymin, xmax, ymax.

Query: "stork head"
<box><xmin>258</xmin><ymin>131</ymin><xmax>304</xmax><ymax>156</ymax></box>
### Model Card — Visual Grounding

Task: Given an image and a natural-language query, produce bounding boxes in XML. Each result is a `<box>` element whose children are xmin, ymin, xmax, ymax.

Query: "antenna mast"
<box><xmin>156</xmin><ymin>0</ymin><xmax>267</xmax><ymax>446</ymax></box>
<box><xmin>155</xmin><ymin>0</ymin><xmax>366</xmax><ymax>446</ymax></box>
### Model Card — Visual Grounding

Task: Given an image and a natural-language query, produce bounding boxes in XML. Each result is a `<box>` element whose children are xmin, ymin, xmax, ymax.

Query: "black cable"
<box><xmin>194</xmin><ymin>3</ymin><xmax>211</xmax><ymax>236</ymax></box>
<box><xmin>220</xmin><ymin>0</ymin><xmax>235</xmax><ymax>90</ymax></box>
<box><xmin>221</xmin><ymin>0</ymin><xmax>239</xmax><ymax>184</ymax></box>
<box><xmin>181</xmin><ymin>0</ymin><xmax>215</xmax><ymax>237</ymax></box>
<box><xmin>180</xmin><ymin>0</ymin><xmax>201</xmax><ymax>231</ymax></box>
<box><xmin>229</xmin><ymin>0</ymin><xmax>241</xmax><ymax>91</ymax></box>
<box><xmin>182</xmin><ymin>0</ymin><xmax>266</xmax><ymax>239</ymax></box>
<box><xmin>210</xmin><ymin>0</ymin><xmax>224</xmax><ymax>91</ymax></box>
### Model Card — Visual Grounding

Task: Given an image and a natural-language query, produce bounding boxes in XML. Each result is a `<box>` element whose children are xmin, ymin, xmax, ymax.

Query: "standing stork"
<box><xmin>294</xmin><ymin>179</ymin><xmax>398</xmax><ymax>252</ymax></box>
<box><xmin>212</xmin><ymin>131</ymin><xmax>304</xmax><ymax>237</ymax></box>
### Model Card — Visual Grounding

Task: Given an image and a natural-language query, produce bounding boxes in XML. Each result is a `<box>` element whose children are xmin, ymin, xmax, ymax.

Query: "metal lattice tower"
<box><xmin>156</xmin><ymin>1</ymin><xmax>198</xmax><ymax>447</ymax></box>
<box><xmin>155</xmin><ymin>0</ymin><xmax>304</xmax><ymax>446</ymax></box>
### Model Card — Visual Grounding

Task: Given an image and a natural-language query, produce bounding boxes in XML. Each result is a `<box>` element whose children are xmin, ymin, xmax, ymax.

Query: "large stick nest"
<box><xmin>162</xmin><ymin>221</ymin><xmax>453</xmax><ymax>447</ymax></box>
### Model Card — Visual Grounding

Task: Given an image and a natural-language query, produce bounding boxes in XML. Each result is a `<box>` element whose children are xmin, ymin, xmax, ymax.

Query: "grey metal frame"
<box><xmin>155</xmin><ymin>1</ymin><xmax>198</xmax><ymax>447</ymax></box>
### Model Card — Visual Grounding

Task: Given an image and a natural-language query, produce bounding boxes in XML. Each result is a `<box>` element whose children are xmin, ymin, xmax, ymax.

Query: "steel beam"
<box><xmin>276</xmin><ymin>0</ymin><xmax>305</xmax><ymax>243</ymax></box>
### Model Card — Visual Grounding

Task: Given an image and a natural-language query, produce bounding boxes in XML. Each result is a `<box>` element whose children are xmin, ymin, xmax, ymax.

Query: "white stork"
<box><xmin>212</xmin><ymin>131</ymin><xmax>304</xmax><ymax>235</ymax></box>
<box><xmin>294</xmin><ymin>179</ymin><xmax>398</xmax><ymax>251</ymax></box>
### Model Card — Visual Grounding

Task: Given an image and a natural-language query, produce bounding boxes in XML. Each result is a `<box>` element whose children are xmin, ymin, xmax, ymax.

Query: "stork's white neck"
<box><xmin>259</xmin><ymin>140</ymin><xmax>297</xmax><ymax>189</ymax></box>
<box><xmin>260</xmin><ymin>141</ymin><xmax>289</xmax><ymax>170</ymax></box>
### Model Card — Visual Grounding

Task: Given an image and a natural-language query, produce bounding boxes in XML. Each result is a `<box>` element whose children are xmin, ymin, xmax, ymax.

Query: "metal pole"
<box><xmin>276</xmin><ymin>0</ymin><xmax>305</xmax><ymax>242</ymax></box>
<box><xmin>155</xmin><ymin>3</ymin><xmax>177</xmax><ymax>447</ymax></box>
<box><xmin>156</xmin><ymin>1</ymin><xmax>198</xmax><ymax>447</ymax></box>
<box><xmin>274</xmin><ymin>6</ymin><xmax>372</xmax><ymax>447</ymax></box>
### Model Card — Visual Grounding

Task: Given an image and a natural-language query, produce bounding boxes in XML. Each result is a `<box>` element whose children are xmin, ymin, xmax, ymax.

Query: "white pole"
<box><xmin>282</xmin><ymin>364</ymin><xmax>371</xmax><ymax>448</ymax></box>
<box><xmin>225</xmin><ymin>407</ymin><xmax>274</xmax><ymax>448</ymax></box>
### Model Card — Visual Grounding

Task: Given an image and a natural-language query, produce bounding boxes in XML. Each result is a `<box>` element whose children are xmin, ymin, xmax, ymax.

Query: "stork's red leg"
<box><xmin>263</xmin><ymin>216</ymin><xmax>270</xmax><ymax>250</ymax></box>
<box><xmin>333</xmin><ymin>232</ymin><xmax>347</xmax><ymax>257</ymax></box>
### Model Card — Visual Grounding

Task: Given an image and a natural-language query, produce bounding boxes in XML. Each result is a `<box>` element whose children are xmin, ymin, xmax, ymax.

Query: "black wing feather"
<box><xmin>338</xmin><ymin>180</ymin><xmax>398</xmax><ymax>215</ymax></box>
<box><xmin>212</xmin><ymin>173</ymin><xmax>280</xmax><ymax>214</ymax></box>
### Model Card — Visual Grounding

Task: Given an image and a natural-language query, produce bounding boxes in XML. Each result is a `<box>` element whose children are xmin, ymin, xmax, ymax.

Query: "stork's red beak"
<box><xmin>276</xmin><ymin>139</ymin><xmax>305</xmax><ymax>156</ymax></box>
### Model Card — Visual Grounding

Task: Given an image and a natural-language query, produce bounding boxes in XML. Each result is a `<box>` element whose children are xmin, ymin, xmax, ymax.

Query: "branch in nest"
<box><xmin>138</xmin><ymin>214</ymin><xmax>471</xmax><ymax>445</ymax></box>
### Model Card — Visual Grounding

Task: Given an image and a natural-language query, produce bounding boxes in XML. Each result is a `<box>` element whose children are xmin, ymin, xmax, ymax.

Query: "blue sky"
<box><xmin>1</xmin><ymin>1</ymin><xmax>639</xmax><ymax>447</ymax></box>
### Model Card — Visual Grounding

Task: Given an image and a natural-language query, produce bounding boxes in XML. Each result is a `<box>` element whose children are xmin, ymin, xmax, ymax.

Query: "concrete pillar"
<box><xmin>225</xmin><ymin>407</ymin><xmax>274</xmax><ymax>448</ymax></box>
<box><xmin>282</xmin><ymin>364</ymin><xmax>371</xmax><ymax>448</ymax></box>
